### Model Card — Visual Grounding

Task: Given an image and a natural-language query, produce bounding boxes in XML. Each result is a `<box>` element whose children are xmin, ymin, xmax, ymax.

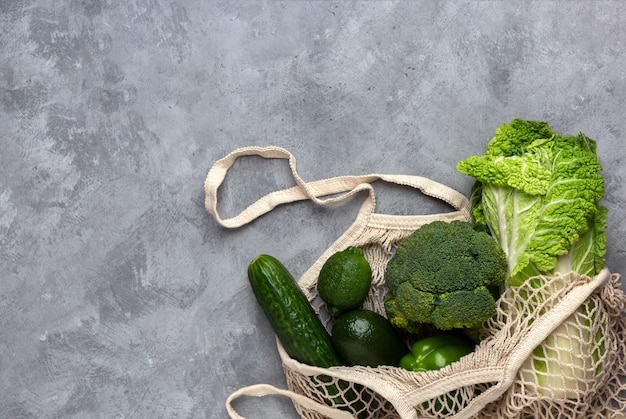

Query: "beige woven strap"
<box><xmin>204</xmin><ymin>146</ymin><xmax>471</xmax><ymax>230</ymax></box>
<box><xmin>225</xmin><ymin>383</ymin><xmax>354</xmax><ymax>419</ymax></box>
<box><xmin>207</xmin><ymin>146</ymin><xmax>473</xmax><ymax>418</ymax></box>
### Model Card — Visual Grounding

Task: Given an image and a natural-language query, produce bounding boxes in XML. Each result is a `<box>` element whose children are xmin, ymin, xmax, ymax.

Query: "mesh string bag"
<box><xmin>205</xmin><ymin>146</ymin><xmax>626</xmax><ymax>419</ymax></box>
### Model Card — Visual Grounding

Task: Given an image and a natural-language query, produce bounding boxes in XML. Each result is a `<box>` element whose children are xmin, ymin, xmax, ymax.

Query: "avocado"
<box><xmin>331</xmin><ymin>309</ymin><xmax>409</xmax><ymax>367</ymax></box>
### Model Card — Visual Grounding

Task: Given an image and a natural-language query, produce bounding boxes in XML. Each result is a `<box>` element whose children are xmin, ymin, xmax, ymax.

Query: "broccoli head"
<box><xmin>384</xmin><ymin>220</ymin><xmax>507</xmax><ymax>332</ymax></box>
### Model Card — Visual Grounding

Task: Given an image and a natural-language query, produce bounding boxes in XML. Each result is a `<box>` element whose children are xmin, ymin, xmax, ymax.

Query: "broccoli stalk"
<box><xmin>384</xmin><ymin>220</ymin><xmax>508</xmax><ymax>333</ymax></box>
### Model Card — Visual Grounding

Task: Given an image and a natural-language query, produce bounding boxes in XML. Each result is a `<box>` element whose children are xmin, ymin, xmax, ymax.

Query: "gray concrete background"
<box><xmin>1</xmin><ymin>1</ymin><xmax>625</xmax><ymax>418</ymax></box>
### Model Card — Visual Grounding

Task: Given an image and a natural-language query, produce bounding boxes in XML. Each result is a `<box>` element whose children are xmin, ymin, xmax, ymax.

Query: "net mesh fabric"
<box><xmin>208</xmin><ymin>147</ymin><xmax>626</xmax><ymax>418</ymax></box>
<box><xmin>479</xmin><ymin>272</ymin><xmax>626</xmax><ymax>419</ymax></box>
<box><xmin>279</xmin><ymin>224</ymin><xmax>626</xmax><ymax>419</ymax></box>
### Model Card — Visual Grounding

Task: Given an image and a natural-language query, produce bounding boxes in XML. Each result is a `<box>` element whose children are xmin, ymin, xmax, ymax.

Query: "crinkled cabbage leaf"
<box><xmin>457</xmin><ymin>119</ymin><xmax>606</xmax><ymax>286</ymax></box>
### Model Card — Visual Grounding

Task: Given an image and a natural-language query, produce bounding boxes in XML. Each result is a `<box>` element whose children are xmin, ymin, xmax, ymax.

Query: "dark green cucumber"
<box><xmin>248</xmin><ymin>254</ymin><xmax>343</xmax><ymax>368</ymax></box>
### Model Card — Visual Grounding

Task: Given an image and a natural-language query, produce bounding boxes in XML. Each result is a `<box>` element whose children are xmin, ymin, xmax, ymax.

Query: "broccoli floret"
<box><xmin>431</xmin><ymin>287</ymin><xmax>497</xmax><ymax>330</ymax></box>
<box><xmin>383</xmin><ymin>296</ymin><xmax>418</xmax><ymax>332</ymax></box>
<box><xmin>384</xmin><ymin>220</ymin><xmax>507</xmax><ymax>332</ymax></box>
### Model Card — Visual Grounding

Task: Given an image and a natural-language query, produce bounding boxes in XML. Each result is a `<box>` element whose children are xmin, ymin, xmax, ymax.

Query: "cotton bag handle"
<box><xmin>204</xmin><ymin>146</ymin><xmax>471</xmax><ymax>230</ymax></box>
<box><xmin>225</xmin><ymin>384</ymin><xmax>354</xmax><ymax>419</ymax></box>
<box><xmin>206</xmin><ymin>146</ymin><xmax>471</xmax><ymax>418</ymax></box>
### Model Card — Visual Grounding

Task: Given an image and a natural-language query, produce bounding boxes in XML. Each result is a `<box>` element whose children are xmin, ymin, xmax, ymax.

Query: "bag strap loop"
<box><xmin>204</xmin><ymin>146</ymin><xmax>471</xmax><ymax>230</ymax></box>
<box><xmin>207</xmin><ymin>146</ymin><xmax>474</xmax><ymax>418</ymax></box>
<box><xmin>225</xmin><ymin>383</ymin><xmax>354</xmax><ymax>419</ymax></box>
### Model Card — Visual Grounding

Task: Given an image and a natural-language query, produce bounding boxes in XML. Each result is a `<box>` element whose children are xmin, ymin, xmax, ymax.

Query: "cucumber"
<box><xmin>247</xmin><ymin>254</ymin><xmax>344</xmax><ymax>368</ymax></box>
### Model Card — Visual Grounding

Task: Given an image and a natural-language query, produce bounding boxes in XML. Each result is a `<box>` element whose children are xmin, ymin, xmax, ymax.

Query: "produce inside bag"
<box><xmin>457</xmin><ymin>119</ymin><xmax>608</xmax><ymax>397</ymax></box>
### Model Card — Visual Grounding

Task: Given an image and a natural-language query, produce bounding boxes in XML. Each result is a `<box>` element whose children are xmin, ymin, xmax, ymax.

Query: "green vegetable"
<box><xmin>399</xmin><ymin>334</ymin><xmax>475</xmax><ymax>372</ymax></box>
<box><xmin>318</xmin><ymin>247</ymin><xmax>372</xmax><ymax>318</ymax></box>
<box><xmin>384</xmin><ymin>220</ymin><xmax>508</xmax><ymax>332</ymax></box>
<box><xmin>331</xmin><ymin>309</ymin><xmax>408</xmax><ymax>367</ymax></box>
<box><xmin>457</xmin><ymin>119</ymin><xmax>607</xmax><ymax>397</ymax></box>
<box><xmin>248</xmin><ymin>254</ymin><xmax>343</xmax><ymax>368</ymax></box>
<box><xmin>457</xmin><ymin>119</ymin><xmax>606</xmax><ymax>286</ymax></box>
<box><xmin>401</xmin><ymin>334</ymin><xmax>476</xmax><ymax>416</ymax></box>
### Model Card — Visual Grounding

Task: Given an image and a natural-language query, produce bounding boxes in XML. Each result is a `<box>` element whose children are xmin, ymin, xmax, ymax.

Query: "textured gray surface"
<box><xmin>1</xmin><ymin>1</ymin><xmax>625</xmax><ymax>418</ymax></box>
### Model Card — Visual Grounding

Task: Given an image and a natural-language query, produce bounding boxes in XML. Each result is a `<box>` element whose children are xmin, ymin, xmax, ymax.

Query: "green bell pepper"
<box><xmin>400</xmin><ymin>334</ymin><xmax>475</xmax><ymax>372</ymax></box>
